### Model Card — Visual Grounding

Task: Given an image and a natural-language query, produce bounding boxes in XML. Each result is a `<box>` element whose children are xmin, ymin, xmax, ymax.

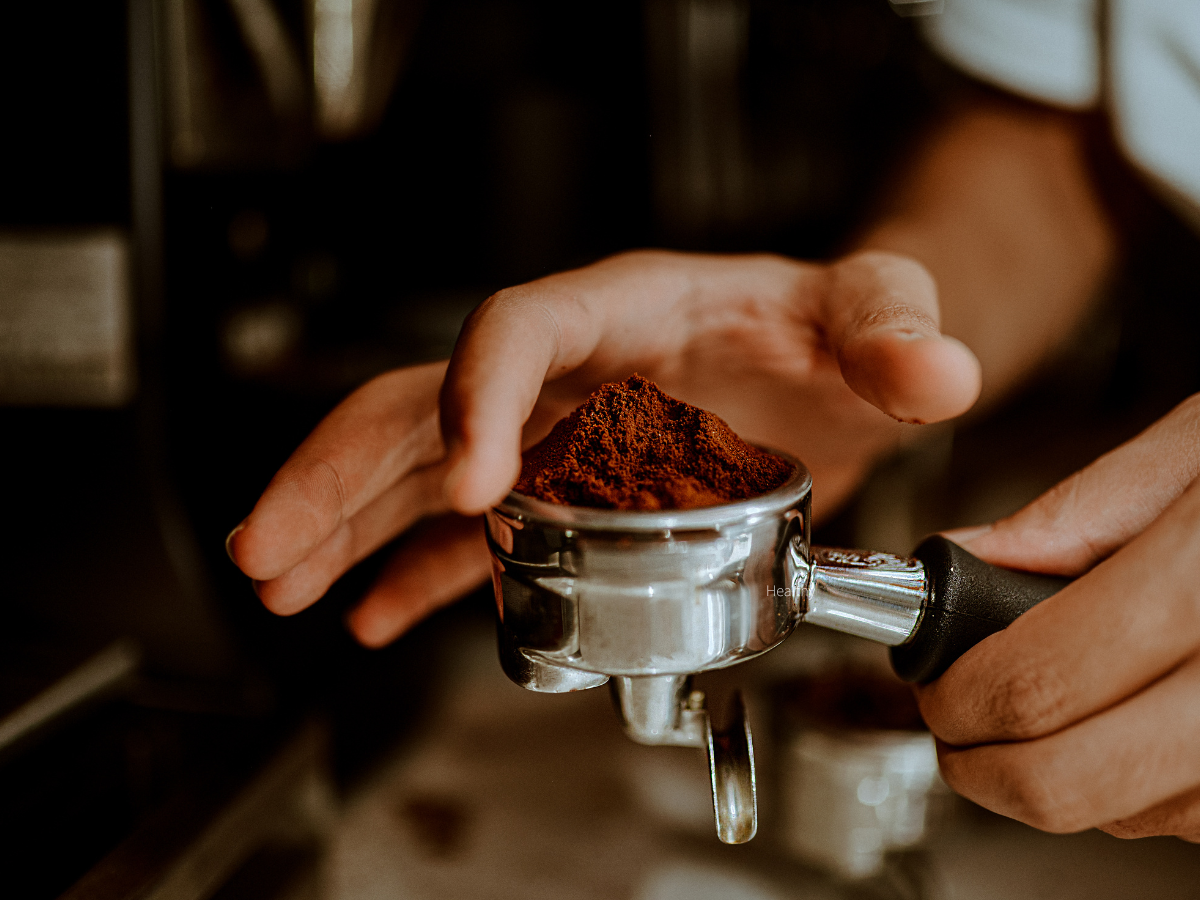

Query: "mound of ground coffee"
<box><xmin>515</xmin><ymin>375</ymin><xmax>794</xmax><ymax>510</ymax></box>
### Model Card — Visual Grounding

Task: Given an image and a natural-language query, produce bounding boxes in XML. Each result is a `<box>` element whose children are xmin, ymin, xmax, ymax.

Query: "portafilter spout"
<box><xmin>485</xmin><ymin>452</ymin><xmax>1068</xmax><ymax>843</ymax></box>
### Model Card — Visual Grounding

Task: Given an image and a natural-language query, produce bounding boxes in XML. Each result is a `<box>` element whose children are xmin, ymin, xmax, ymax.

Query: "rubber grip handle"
<box><xmin>889</xmin><ymin>535</ymin><xmax>1071</xmax><ymax>684</ymax></box>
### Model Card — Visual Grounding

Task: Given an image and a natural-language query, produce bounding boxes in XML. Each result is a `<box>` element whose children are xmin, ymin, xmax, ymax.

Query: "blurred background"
<box><xmin>3</xmin><ymin>1</ymin><xmax>1200</xmax><ymax>898</ymax></box>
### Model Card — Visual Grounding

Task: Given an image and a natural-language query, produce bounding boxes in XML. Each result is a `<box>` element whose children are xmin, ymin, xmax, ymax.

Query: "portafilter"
<box><xmin>484</xmin><ymin>451</ymin><xmax>1066</xmax><ymax>844</ymax></box>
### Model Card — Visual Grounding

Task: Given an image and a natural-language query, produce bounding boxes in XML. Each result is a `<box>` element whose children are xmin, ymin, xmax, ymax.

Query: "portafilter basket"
<box><xmin>484</xmin><ymin>451</ymin><xmax>1067</xmax><ymax>844</ymax></box>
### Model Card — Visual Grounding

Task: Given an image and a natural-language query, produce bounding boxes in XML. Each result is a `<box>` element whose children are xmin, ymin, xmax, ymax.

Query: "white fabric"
<box><xmin>925</xmin><ymin>0</ymin><xmax>1200</xmax><ymax>228</ymax></box>
<box><xmin>1110</xmin><ymin>0</ymin><xmax>1200</xmax><ymax>227</ymax></box>
<box><xmin>925</xmin><ymin>0</ymin><xmax>1100</xmax><ymax>107</ymax></box>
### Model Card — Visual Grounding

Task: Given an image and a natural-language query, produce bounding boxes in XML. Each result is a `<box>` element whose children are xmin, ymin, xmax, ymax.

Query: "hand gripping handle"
<box><xmin>890</xmin><ymin>535</ymin><xmax>1071</xmax><ymax>684</ymax></box>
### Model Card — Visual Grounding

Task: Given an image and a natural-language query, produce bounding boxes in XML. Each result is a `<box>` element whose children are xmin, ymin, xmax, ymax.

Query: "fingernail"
<box><xmin>887</xmin><ymin>327</ymin><xmax>928</xmax><ymax>341</ymax></box>
<box><xmin>941</xmin><ymin>524</ymin><xmax>993</xmax><ymax>547</ymax></box>
<box><xmin>225</xmin><ymin>521</ymin><xmax>246</xmax><ymax>565</ymax></box>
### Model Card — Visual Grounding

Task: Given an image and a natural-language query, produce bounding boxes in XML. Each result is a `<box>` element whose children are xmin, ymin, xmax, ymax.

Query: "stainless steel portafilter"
<box><xmin>484</xmin><ymin>452</ymin><xmax>1066</xmax><ymax>844</ymax></box>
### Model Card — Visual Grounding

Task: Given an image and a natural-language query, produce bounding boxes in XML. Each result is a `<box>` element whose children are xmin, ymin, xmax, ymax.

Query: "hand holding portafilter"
<box><xmin>228</xmin><ymin>249</ymin><xmax>980</xmax><ymax>647</ymax></box>
<box><xmin>486</xmin><ymin>453</ymin><xmax>1066</xmax><ymax>843</ymax></box>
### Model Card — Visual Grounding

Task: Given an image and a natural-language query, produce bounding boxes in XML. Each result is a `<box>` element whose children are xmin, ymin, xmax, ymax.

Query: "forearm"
<box><xmin>857</xmin><ymin>96</ymin><xmax>1118</xmax><ymax>410</ymax></box>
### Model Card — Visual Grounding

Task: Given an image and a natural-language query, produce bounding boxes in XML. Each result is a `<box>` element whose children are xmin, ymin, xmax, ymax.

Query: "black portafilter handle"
<box><xmin>889</xmin><ymin>535</ymin><xmax>1072</xmax><ymax>684</ymax></box>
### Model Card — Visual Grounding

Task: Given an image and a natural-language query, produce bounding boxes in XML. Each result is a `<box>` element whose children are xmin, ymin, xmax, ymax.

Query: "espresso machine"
<box><xmin>485</xmin><ymin>452</ymin><xmax>1066</xmax><ymax>843</ymax></box>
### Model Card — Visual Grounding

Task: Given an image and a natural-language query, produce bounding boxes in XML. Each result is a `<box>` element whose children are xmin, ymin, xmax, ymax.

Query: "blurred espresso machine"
<box><xmin>0</xmin><ymin>2</ymin><xmax>979</xmax><ymax>897</ymax></box>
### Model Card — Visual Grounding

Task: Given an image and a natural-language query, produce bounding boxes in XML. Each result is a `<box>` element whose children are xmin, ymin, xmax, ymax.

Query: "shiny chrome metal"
<box><xmin>486</xmin><ymin>458</ymin><xmax>812</xmax><ymax>681</ymax></box>
<box><xmin>801</xmin><ymin>548</ymin><xmax>928</xmax><ymax>646</ymax></box>
<box><xmin>486</xmin><ymin>455</ymin><xmax>810</xmax><ymax>843</ymax></box>
<box><xmin>707</xmin><ymin>691</ymin><xmax>757</xmax><ymax>844</ymax></box>
<box><xmin>610</xmin><ymin>676</ymin><xmax>757</xmax><ymax>844</ymax></box>
<box><xmin>485</xmin><ymin>451</ymin><xmax>943</xmax><ymax>843</ymax></box>
<box><xmin>781</xmin><ymin>724</ymin><xmax>945</xmax><ymax>878</ymax></box>
<box><xmin>611</xmin><ymin>675</ymin><xmax>703</xmax><ymax>747</ymax></box>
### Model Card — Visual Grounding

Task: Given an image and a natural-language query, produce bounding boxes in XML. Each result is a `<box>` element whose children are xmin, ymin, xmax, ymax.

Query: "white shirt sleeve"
<box><xmin>924</xmin><ymin>0</ymin><xmax>1200</xmax><ymax>229</ymax></box>
<box><xmin>1111</xmin><ymin>0</ymin><xmax>1200</xmax><ymax>229</ymax></box>
<box><xmin>923</xmin><ymin>0</ymin><xmax>1101</xmax><ymax>108</ymax></box>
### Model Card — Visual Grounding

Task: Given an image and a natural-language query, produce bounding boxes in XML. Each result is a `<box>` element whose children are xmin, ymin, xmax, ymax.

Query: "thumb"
<box><xmin>825</xmin><ymin>251</ymin><xmax>981</xmax><ymax>424</ymax></box>
<box><xmin>943</xmin><ymin>395</ymin><xmax>1200</xmax><ymax>576</ymax></box>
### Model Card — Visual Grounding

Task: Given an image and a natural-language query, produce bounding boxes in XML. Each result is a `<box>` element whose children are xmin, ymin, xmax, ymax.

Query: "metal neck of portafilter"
<box><xmin>803</xmin><ymin>536</ymin><xmax>1071</xmax><ymax>684</ymax></box>
<box><xmin>798</xmin><ymin>547</ymin><xmax>929</xmax><ymax>647</ymax></box>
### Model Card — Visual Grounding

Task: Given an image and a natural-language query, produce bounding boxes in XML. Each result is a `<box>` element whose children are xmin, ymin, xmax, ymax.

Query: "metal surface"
<box><xmin>0</xmin><ymin>231</ymin><xmax>135</xmax><ymax>406</ymax></box>
<box><xmin>486</xmin><ymin>457</ymin><xmax>812</xmax><ymax>682</ymax></box>
<box><xmin>485</xmin><ymin>449</ymin><xmax>952</xmax><ymax>843</ymax></box>
<box><xmin>486</xmin><ymin>455</ymin><xmax>810</xmax><ymax>843</ymax></box>
<box><xmin>802</xmin><ymin>548</ymin><xmax>927</xmax><ymax>646</ymax></box>
<box><xmin>0</xmin><ymin>640</ymin><xmax>140</xmax><ymax>756</ymax></box>
<box><xmin>609</xmin><ymin>676</ymin><xmax>757</xmax><ymax>844</ymax></box>
<box><xmin>611</xmin><ymin>675</ymin><xmax>702</xmax><ymax>747</ymax></box>
<box><xmin>706</xmin><ymin>691</ymin><xmax>756</xmax><ymax>845</ymax></box>
<box><xmin>781</xmin><ymin>725</ymin><xmax>945</xmax><ymax>879</ymax></box>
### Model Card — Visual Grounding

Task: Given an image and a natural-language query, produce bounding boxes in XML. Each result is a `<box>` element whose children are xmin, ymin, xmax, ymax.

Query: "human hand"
<box><xmin>227</xmin><ymin>249</ymin><xmax>981</xmax><ymax>646</ymax></box>
<box><xmin>917</xmin><ymin>395</ymin><xmax>1200</xmax><ymax>841</ymax></box>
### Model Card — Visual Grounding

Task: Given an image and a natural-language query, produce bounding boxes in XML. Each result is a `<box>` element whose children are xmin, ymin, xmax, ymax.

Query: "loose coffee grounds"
<box><xmin>515</xmin><ymin>375</ymin><xmax>795</xmax><ymax>510</ymax></box>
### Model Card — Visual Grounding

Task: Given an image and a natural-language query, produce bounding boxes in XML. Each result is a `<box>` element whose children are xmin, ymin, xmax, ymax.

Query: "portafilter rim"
<box><xmin>493</xmin><ymin>449</ymin><xmax>812</xmax><ymax>532</ymax></box>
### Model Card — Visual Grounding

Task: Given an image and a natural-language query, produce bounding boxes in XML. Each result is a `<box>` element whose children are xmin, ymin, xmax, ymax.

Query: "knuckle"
<box><xmin>989</xmin><ymin>753</ymin><xmax>1090</xmax><ymax>833</ymax></box>
<box><xmin>468</xmin><ymin>286</ymin><xmax>565</xmax><ymax>343</ymax></box>
<box><xmin>1012</xmin><ymin>778</ymin><xmax>1088</xmax><ymax>833</ymax></box>
<box><xmin>464</xmin><ymin>285</ymin><xmax>536</xmax><ymax>334</ymax></box>
<box><xmin>985</xmin><ymin>666</ymin><xmax>1072</xmax><ymax>740</ymax></box>
<box><xmin>463</xmin><ymin>290</ymin><xmax>508</xmax><ymax>329</ymax></box>
<box><xmin>482</xmin><ymin>285</ymin><xmax>522</xmax><ymax>311</ymax></box>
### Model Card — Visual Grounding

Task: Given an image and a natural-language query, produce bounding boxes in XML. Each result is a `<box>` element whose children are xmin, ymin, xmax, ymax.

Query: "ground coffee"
<box><xmin>515</xmin><ymin>375</ymin><xmax>794</xmax><ymax>510</ymax></box>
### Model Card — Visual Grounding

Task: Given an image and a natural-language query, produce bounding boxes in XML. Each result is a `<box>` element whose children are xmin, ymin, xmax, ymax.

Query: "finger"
<box><xmin>945</xmin><ymin>393</ymin><xmax>1200</xmax><ymax>575</ymax></box>
<box><xmin>917</xmin><ymin>474</ymin><xmax>1200</xmax><ymax>745</ymax></box>
<box><xmin>439</xmin><ymin>289</ymin><xmax>568</xmax><ymax>516</ymax></box>
<box><xmin>439</xmin><ymin>254</ymin><xmax>669</xmax><ymax>514</ymax></box>
<box><xmin>253</xmin><ymin>462</ymin><xmax>450</xmax><ymax>616</ymax></box>
<box><xmin>825</xmin><ymin>251</ymin><xmax>981</xmax><ymax>424</ymax></box>
<box><xmin>1103</xmin><ymin>783</ymin><xmax>1200</xmax><ymax>841</ymax></box>
<box><xmin>438</xmin><ymin>250</ymin><xmax>815</xmax><ymax>514</ymax></box>
<box><xmin>230</xmin><ymin>362</ymin><xmax>447</xmax><ymax>581</ymax></box>
<box><xmin>934</xmin><ymin>653</ymin><xmax>1200</xmax><ymax>834</ymax></box>
<box><xmin>346</xmin><ymin>515</ymin><xmax>491</xmax><ymax>647</ymax></box>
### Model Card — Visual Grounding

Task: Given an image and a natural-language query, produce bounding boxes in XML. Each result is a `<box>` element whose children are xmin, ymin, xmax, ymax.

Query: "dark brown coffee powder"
<box><xmin>515</xmin><ymin>375</ymin><xmax>794</xmax><ymax>510</ymax></box>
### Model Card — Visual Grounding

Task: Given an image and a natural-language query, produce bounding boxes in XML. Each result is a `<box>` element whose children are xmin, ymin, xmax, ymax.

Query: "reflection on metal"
<box><xmin>313</xmin><ymin>0</ymin><xmax>361</xmax><ymax>126</ymax></box>
<box><xmin>646</xmin><ymin>0</ymin><xmax>750</xmax><ymax>239</ymax></box>
<box><xmin>228</xmin><ymin>0</ymin><xmax>307</xmax><ymax>121</ymax></box>
<box><xmin>611</xmin><ymin>677</ymin><xmax>757</xmax><ymax>844</ymax></box>
<box><xmin>163</xmin><ymin>0</ymin><xmax>422</xmax><ymax>166</ymax></box>
<box><xmin>0</xmin><ymin>230</ymin><xmax>135</xmax><ymax>407</ymax></box>
<box><xmin>163</xmin><ymin>0</ymin><xmax>311</xmax><ymax>168</ymax></box>
<box><xmin>706</xmin><ymin>691</ymin><xmax>756</xmax><ymax>844</ymax></box>
<box><xmin>611</xmin><ymin>675</ymin><xmax>704</xmax><ymax>747</ymax></box>
<box><xmin>0</xmin><ymin>641</ymin><xmax>140</xmax><ymax>755</ymax></box>
<box><xmin>804</xmin><ymin>548</ymin><xmax>926</xmax><ymax>646</ymax></box>
<box><xmin>311</xmin><ymin>0</ymin><xmax>425</xmax><ymax>140</ymax></box>
<box><xmin>781</xmin><ymin>724</ymin><xmax>945</xmax><ymax>879</ymax></box>
<box><xmin>487</xmin><ymin>455</ymin><xmax>812</xmax><ymax>842</ymax></box>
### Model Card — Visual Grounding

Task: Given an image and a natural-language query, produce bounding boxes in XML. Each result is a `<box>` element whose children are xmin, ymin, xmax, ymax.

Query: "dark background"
<box><xmin>2</xmin><ymin>1</ymin><xmax>1199</xmax><ymax>896</ymax></box>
